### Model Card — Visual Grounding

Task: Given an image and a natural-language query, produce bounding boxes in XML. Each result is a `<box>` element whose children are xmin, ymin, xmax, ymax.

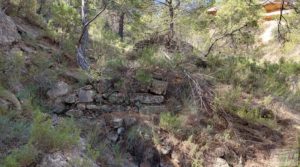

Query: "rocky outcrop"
<box><xmin>0</xmin><ymin>10</ymin><xmax>21</xmax><ymax>46</ymax></box>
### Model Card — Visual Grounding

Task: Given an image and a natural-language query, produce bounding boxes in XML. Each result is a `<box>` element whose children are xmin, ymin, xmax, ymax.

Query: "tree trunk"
<box><xmin>77</xmin><ymin>0</ymin><xmax>89</xmax><ymax>70</ymax></box>
<box><xmin>118</xmin><ymin>12</ymin><xmax>125</xmax><ymax>41</ymax></box>
<box><xmin>81</xmin><ymin>0</ymin><xmax>89</xmax><ymax>57</ymax></box>
<box><xmin>168</xmin><ymin>0</ymin><xmax>174</xmax><ymax>38</ymax></box>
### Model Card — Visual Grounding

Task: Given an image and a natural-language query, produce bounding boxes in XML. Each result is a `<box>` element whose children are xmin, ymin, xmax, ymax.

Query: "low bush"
<box><xmin>29</xmin><ymin>110</ymin><xmax>80</xmax><ymax>152</ymax></box>
<box><xmin>135</xmin><ymin>69</ymin><xmax>153</xmax><ymax>84</ymax></box>
<box><xmin>159</xmin><ymin>112</ymin><xmax>182</xmax><ymax>132</ymax></box>
<box><xmin>0</xmin><ymin>50</ymin><xmax>25</xmax><ymax>89</ymax></box>
<box><xmin>2</xmin><ymin>144</ymin><xmax>38</xmax><ymax>167</ymax></box>
<box><xmin>236</xmin><ymin>108</ymin><xmax>277</xmax><ymax>128</ymax></box>
<box><xmin>207</xmin><ymin>55</ymin><xmax>300</xmax><ymax>98</ymax></box>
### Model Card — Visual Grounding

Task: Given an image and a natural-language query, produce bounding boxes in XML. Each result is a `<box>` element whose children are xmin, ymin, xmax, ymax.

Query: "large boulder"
<box><xmin>131</xmin><ymin>93</ymin><xmax>164</xmax><ymax>104</ymax></box>
<box><xmin>0</xmin><ymin>11</ymin><xmax>21</xmax><ymax>45</ymax></box>
<box><xmin>47</xmin><ymin>81</ymin><xmax>71</xmax><ymax>99</ymax></box>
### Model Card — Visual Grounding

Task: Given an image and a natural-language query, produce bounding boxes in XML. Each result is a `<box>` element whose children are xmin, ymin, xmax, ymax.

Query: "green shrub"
<box><xmin>135</xmin><ymin>70</ymin><xmax>152</xmax><ymax>84</ymax></box>
<box><xmin>207</xmin><ymin>55</ymin><xmax>299</xmax><ymax>97</ymax></box>
<box><xmin>159</xmin><ymin>112</ymin><xmax>182</xmax><ymax>132</ymax></box>
<box><xmin>0</xmin><ymin>109</ymin><xmax>31</xmax><ymax>160</ymax></box>
<box><xmin>236</xmin><ymin>108</ymin><xmax>277</xmax><ymax>128</ymax></box>
<box><xmin>29</xmin><ymin>110</ymin><xmax>80</xmax><ymax>152</ymax></box>
<box><xmin>214</xmin><ymin>87</ymin><xmax>242</xmax><ymax>112</ymax></box>
<box><xmin>0</xmin><ymin>50</ymin><xmax>25</xmax><ymax>89</ymax></box>
<box><xmin>2</xmin><ymin>144</ymin><xmax>38</xmax><ymax>167</ymax></box>
<box><xmin>86</xmin><ymin>144</ymin><xmax>100</xmax><ymax>161</ymax></box>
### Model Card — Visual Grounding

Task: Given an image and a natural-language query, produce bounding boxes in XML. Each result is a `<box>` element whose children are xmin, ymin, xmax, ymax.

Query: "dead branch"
<box><xmin>183</xmin><ymin>70</ymin><xmax>214</xmax><ymax>114</ymax></box>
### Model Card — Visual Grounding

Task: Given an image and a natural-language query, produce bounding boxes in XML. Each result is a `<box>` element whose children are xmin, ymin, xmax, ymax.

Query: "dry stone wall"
<box><xmin>47</xmin><ymin>77</ymin><xmax>171</xmax><ymax>117</ymax></box>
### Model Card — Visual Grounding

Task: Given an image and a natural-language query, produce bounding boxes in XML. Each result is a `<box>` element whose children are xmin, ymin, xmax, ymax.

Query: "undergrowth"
<box><xmin>207</xmin><ymin>55</ymin><xmax>300</xmax><ymax>107</ymax></box>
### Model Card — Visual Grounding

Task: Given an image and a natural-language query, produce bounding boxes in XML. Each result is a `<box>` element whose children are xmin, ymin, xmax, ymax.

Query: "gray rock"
<box><xmin>81</xmin><ymin>85</ymin><xmax>93</xmax><ymax>90</ymax></box>
<box><xmin>0</xmin><ymin>88</ymin><xmax>21</xmax><ymax>111</ymax></box>
<box><xmin>161</xmin><ymin>145</ymin><xmax>172</xmax><ymax>155</ymax></box>
<box><xmin>124</xmin><ymin>117</ymin><xmax>137</xmax><ymax>127</ymax></box>
<box><xmin>98</xmin><ymin>105</ymin><xmax>113</xmax><ymax>113</ymax></box>
<box><xmin>139</xmin><ymin>105</ymin><xmax>168</xmax><ymax>114</ymax></box>
<box><xmin>150</xmin><ymin>79</ymin><xmax>168</xmax><ymax>95</ymax></box>
<box><xmin>64</xmin><ymin>94</ymin><xmax>77</xmax><ymax>104</ymax></box>
<box><xmin>0</xmin><ymin>10</ymin><xmax>21</xmax><ymax>45</ymax></box>
<box><xmin>14</xmin><ymin>17</ymin><xmax>43</xmax><ymax>39</ymax></box>
<box><xmin>95</xmin><ymin>79</ymin><xmax>112</xmax><ymax>94</ymax></box>
<box><xmin>78</xmin><ymin>89</ymin><xmax>95</xmax><ymax>103</ymax></box>
<box><xmin>86</xmin><ymin>104</ymin><xmax>100</xmax><ymax>110</ymax></box>
<box><xmin>113</xmin><ymin>118</ymin><xmax>124</xmax><ymax>128</ymax></box>
<box><xmin>0</xmin><ymin>99</ymin><xmax>10</xmax><ymax>111</ymax></box>
<box><xmin>108</xmin><ymin>92</ymin><xmax>125</xmax><ymax>104</ymax></box>
<box><xmin>62</xmin><ymin>70</ymin><xmax>90</xmax><ymax>84</ymax></box>
<box><xmin>20</xmin><ymin>44</ymin><xmax>36</xmax><ymax>54</ymax></box>
<box><xmin>113</xmin><ymin>105</ymin><xmax>126</xmax><ymax>112</ymax></box>
<box><xmin>94</xmin><ymin>94</ymin><xmax>103</xmax><ymax>103</ymax></box>
<box><xmin>37</xmin><ymin>152</ymin><xmax>69</xmax><ymax>167</ymax></box>
<box><xmin>66</xmin><ymin>109</ymin><xmax>83</xmax><ymax>118</ymax></box>
<box><xmin>52</xmin><ymin>98</ymin><xmax>66</xmax><ymax>114</ymax></box>
<box><xmin>77</xmin><ymin>103</ymin><xmax>86</xmax><ymax>110</ymax></box>
<box><xmin>212</xmin><ymin>158</ymin><xmax>230</xmax><ymax>167</ymax></box>
<box><xmin>107</xmin><ymin>132</ymin><xmax>119</xmax><ymax>143</ymax></box>
<box><xmin>117</xmin><ymin>127</ymin><xmax>125</xmax><ymax>135</ymax></box>
<box><xmin>131</xmin><ymin>93</ymin><xmax>164</xmax><ymax>104</ymax></box>
<box><xmin>131</xmin><ymin>79</ymin><xmax>151</xmax><ymax>93</ymax></box>
<box><xmin>37</xmin><ymin>151</ymin><xmax>99</xmax><ymax>167</ymax></box>
<box><xmin>47</xmin><ymin>81</ymin><xmax>71</xmax><ymax>99</ymax></box>
<box><xmin>288</xmin><ymin>76</ymin><xmax>300</xmax><ymax>94</ymax></box>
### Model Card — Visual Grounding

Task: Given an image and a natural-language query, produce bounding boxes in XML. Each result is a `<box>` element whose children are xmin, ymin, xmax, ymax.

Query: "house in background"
<box><xmin>207</xmin><ymin>0</ymin><xmax>295</xmax><ymax>20</ymax></box>
<box><xmin>261</xmin><ymin>0</ymin><xmax>292</xmax><ymax>12</ymax></box>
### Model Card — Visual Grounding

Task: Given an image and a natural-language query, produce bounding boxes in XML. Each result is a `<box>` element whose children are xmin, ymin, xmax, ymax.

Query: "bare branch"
<box><xmin>204</xmin><ymin>24</ymin><xmax>248</xmax><ymax>57</ymax></box>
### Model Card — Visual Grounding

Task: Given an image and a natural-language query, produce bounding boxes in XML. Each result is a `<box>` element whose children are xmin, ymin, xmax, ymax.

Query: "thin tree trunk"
<box><xmin>118</xmin><ymin>12</ymin><xmax>125</xmax><ymax>41</ymax></box>
<box><xmin>81</xmin><ymin>0</ymin><xmax>89</xmax><ymax>57</ymax></box>
<box><xmin>168</xmin><ymin>0</ymin><xmax>174</xmax><ymax>38</ymax></box>
<box><xmin>77</xmin><ymin>0</ymin><xmax>89</xmax><ymax>70</ymax></box>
